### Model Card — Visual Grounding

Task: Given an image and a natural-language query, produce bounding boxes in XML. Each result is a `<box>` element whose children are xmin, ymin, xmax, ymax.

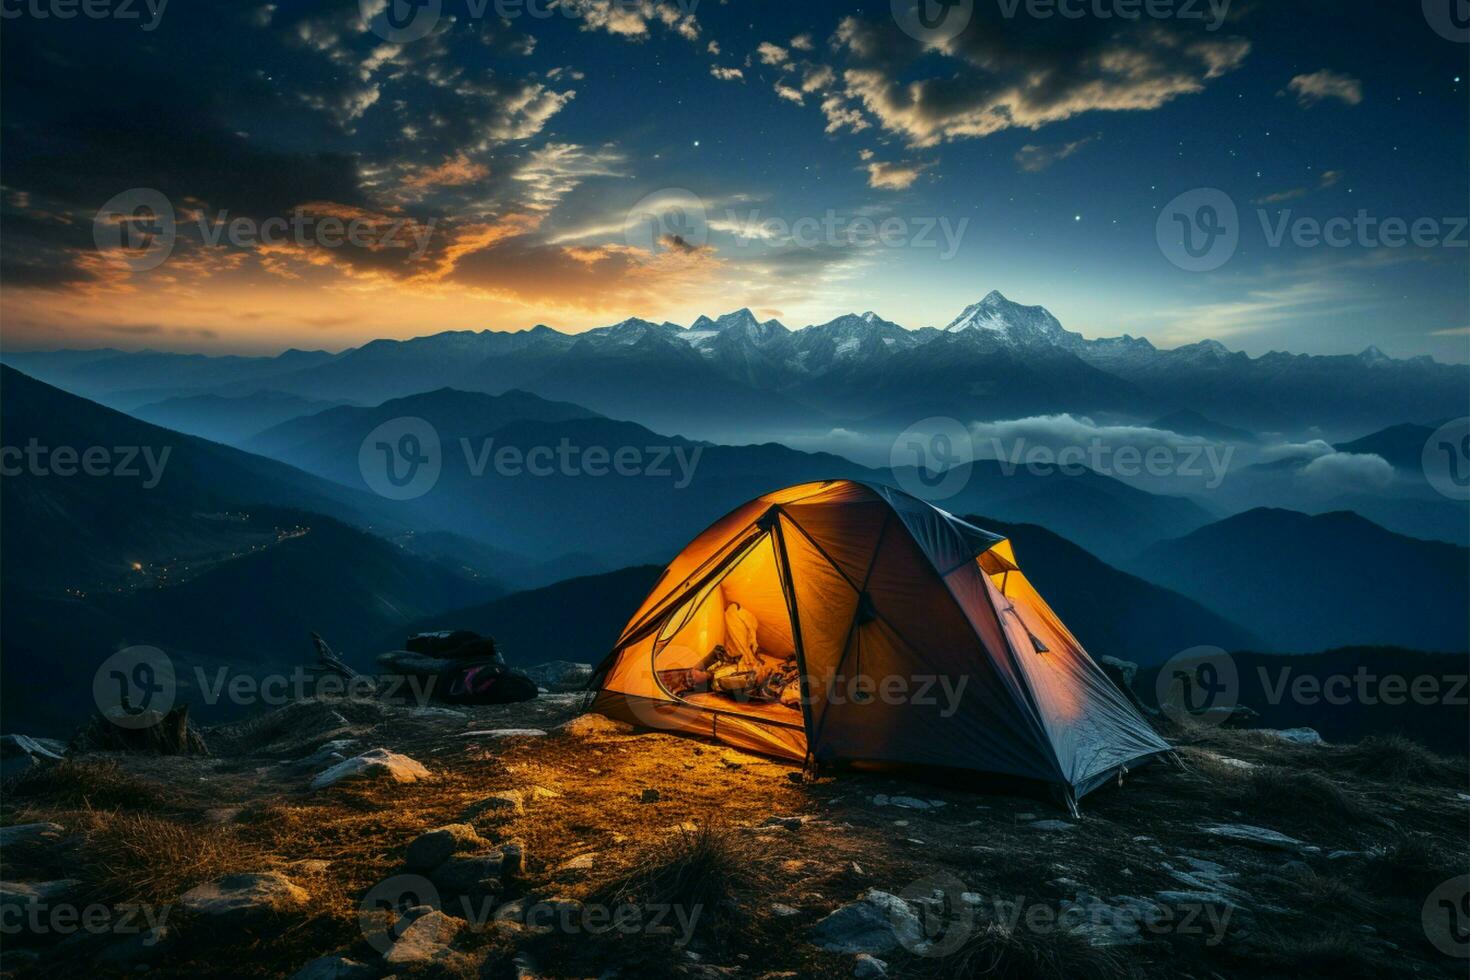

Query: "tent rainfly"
<box><xmin>588</xmin><ymin>480</ymin><xmax>1171</xmax><ymax>811</ymax></box>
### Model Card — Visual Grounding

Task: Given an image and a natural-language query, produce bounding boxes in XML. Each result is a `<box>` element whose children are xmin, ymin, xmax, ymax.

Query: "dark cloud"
<box><xmin>829</xmin><ymin>14</ymin><xmax>1250</xmax><ymax>146</ymax></box>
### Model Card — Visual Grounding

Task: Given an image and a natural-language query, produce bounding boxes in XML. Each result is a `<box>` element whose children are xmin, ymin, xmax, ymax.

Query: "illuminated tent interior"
<box><xmin>590</xmin><ymin>480</ymin><xmax>1171</xmax><ymax>809</ymax></box>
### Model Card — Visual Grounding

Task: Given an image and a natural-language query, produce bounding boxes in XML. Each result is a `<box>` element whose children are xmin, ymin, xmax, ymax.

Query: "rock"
<box><xmin>181</xmin><ymin>872</ymin><xmax>309</xmax><ymax>920</ymax></box>
<box><xmin>1058</xmin><ymin>893</ymin><xmax>1164</xmax><ymax>946</ymax></box>
<box><xmin>462</xmin><ymin>790</ymin><xmax>525</xmax><ymax>820</ymax></box>
<box><xmin>0</xmin><ymin>822</ymin><xmax>66</xmax><ymax>848</ymax></box>
<box><xmin>1097</xmin><ymin>656</ymin><xmax>1138</xmax><ymax>689</ymax></box>
<box><xmin>523</xmin><ymin>661</ymin><xmax>594</xmax><ymax>692</ymax></box>
<box><xmin>291</xmin><ymin>739</ymin><xmax>359</xmax><ymax>771</ymax></box>
<box><xmin>406</xmin><ymin>824</ymin><xmax>492</xmax><ymax>871</ymax></box>
<box><xmin>1155</xmin><ymin>889</ymin><xmax>1240</xmax><ymax>909</ymax></box>
<box><xmin>1199</xmin><ymin>823</ymin><xmax>1306</xmax><ymax>852</ymax></box>
<box><xmin>408</xmin><ymin>705</ymin><xmax>467</xmax><ymax>720</ymax></box>
<box><xmin>1028</xmin><ymin>820</ymin><xmax>1076</xmax><ymax>832</ymax></box>
<box><xmin>853</xmin><ymin>953</ymin><xmax>888</xmax><ymax>978</ymax></box>
<box><xmin>1257</xmin><ymin>727</ymin><xmax>1323</xmax><ymax>745</ymax></box>
<box><xmin>763</xmin><ymin>815</ymin><xmax>808</xmax><ymax>831</ymax></box>
<box><xmin>0</xmin><ymin>879</ymin><xmax>79</xmax><ymax>918</ymax></box>
<box><xmin>383</xmin><ymin>908</ymin><xmax>463</xmax><ymax>966</ymax></box>
<box><xmin>310</xmin><ymin>749</ymin><xmax>430</xmax><ymax>790</ymax></box>
<box><xmin>97</xmin><ymin>926</ymin><xmax>171</xmax><ymax>966</ymax></box>
<box><xmin>640</xmin><ymin>788</ymin><xmax>661</xmax><ymax>804</ymax></box>
<box><xmin>557</xmin><ymin>853</ymin><xmax>596</xmax><ymax>877</ymax></box>
<box><xmin>528</xmin><ymin>785</ymin><xmax>562</xmax><ymax>802</ymax></box>
<box><xmin>810</xmin><ymin>890</ymin><xmax>922</xmax><ymax>955</ymax></box>
<box><xmin>431</xmin><ymin>854</ymin><xmax>505</xmax><ymax>894</ymax></box>
<box><xmin>522</xmin><ymin>897</ymin><xmax>584</xmax><ymax>935</ymax></box>
<box><xmin>870</xmin><ymin>795</ymin><xmax>943</xmax><ymax>809</ymax></box>
<box><xmin>558</xmin><ymin>713</ymin><xmax>634</xmax><ymax>736</ymax></box>
<box><xmin>1164</xmin><ymin>856</ymin><xmax>1248</xmax><ymax>900</ymax></box>
<box><xmin>500</xmin><ymin>841</ymin><xmax>526</xmax><ymax>876</ymax></box>
<box><xmin>458</xmin><ymin>729</ymin><xmax>547</xmax><ymax>739</ymax></box>
<box><xmin>0</xmin><ymin>734</ymin><xmax>66</xmax><ymax>779</ymax></box>
<box><xmin>288</xmin><ymin>955</ymin><xmax>376</xmax><ymax>980</ymax></box>
<box><xmin>770</xmin><ymin>903</ymin><xmax>801</xmax><ymax>917</ymax></box>
<box><xmin>1328</xmin><ymin>850</ymin><xmax>1366</xmax><ymax>861</ymax></box>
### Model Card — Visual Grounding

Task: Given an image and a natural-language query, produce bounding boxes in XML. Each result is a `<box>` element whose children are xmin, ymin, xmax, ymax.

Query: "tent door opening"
<box><xmin>649</xmin><ymin>529</ymin><xmax>806</xmax><ymax>731</ymax></box>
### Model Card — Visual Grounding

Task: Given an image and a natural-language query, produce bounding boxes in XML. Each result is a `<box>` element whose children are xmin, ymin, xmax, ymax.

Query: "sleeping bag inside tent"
<box><xmin>588</xmin><ymin>480</ymin><xmax>1170</xmax><ymax>805</ymax></box>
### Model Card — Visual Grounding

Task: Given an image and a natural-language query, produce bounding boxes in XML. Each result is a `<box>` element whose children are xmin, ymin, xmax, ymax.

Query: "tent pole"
<box><xmin>769</xmin><ymin>509</ymin><xmax>819</xmax><ymax>759</ymax></box>
<box><xmin>1063</xmin><ymin>789</ymin><xmax>1080</xmax><ymax>819</ymax></box>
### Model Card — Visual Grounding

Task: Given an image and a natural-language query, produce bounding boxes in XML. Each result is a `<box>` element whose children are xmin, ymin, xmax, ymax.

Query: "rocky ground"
<box><xmin>1</xmin><ymin>678</ymin><xmax>1467</xmax><ymax>979</ymax></box>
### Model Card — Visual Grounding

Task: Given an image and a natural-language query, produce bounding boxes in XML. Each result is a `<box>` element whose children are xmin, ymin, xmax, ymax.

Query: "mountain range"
<box><xmin>5</xmin><ymin>291</ymin><xmax>1463</xmax><ymax>442</ymax></box>
<box><xmin>1130</xmin><ymin>508</ymin><xmax>1469</xmax><ymax>653</ymax></box>
<box><xmin>4</xmin><ymin>364</ymin><xmax>1464</xmax><ymax>736</ymax></box>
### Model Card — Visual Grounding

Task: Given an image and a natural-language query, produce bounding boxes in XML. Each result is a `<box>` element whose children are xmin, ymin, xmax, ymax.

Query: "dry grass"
<box><xmin>934</xmin><ymin>921</ymin><xmax>1134</xmax><ymax>980</ymax></box>
<box><xmin>1242</xmin><ymin>931</ymin><xmax>1397</xmax><ymax>980</ymax></box>
<box><xmin>1359</xmin><ymin>833</ymin><xmax>1451</xmax><ymax>899</ymax></box>
<box><xmin>79</xmin><ymin>811</ymin><xmax>246</xmax><ymax>905</ymax></box>
<box><xmin>595</xmin><ymin>822</ymin><xmax>751</xmax><ymax>929</ymax></box>
<box><xmin>1228</xmin><ymin>766</ymin><xmax>1368</xmax><ymax>829</ymax></box>
<box><xmin>2</xmin><ymin>759</ymin><xmax>190</xmax><ymax>814</ymax></box>
<box><xmin>1321</xmin><ymin>735</ymin><xmax>1459</xmax><ymax>784</ymax></box>
<box><xmin>5</xmin><ymin>695</ymin><xmax>1466</xmax><ymax>979</ymax></box>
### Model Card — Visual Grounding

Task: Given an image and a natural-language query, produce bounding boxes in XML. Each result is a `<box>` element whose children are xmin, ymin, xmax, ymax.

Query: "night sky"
<box><xmin>2</xmin><ymin>0</ymin><xmax>1466</xmax><ymax>361</ymax></box>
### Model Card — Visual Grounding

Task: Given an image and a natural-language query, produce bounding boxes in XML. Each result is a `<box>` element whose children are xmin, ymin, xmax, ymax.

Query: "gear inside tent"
<box><xmin>588</xmin><ymin>480</ymin><xmax>1172</xmax><ymax>810</ymax></box>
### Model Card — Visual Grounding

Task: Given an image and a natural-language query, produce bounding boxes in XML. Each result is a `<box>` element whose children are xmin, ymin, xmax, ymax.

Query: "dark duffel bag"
<box><xmin>438</xmin><ymin>661</ymin><xmax>538</xmax><ymax>705</ymax></box>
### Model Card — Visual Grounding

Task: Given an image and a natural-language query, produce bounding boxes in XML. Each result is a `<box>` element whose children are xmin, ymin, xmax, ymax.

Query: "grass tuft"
<box><xmin>2</xmin><ymin>760</ymin><xmax>187</xmax><ymax>813</ymax></box>
<box><xmin>1325</xmin><ymin>735</ymin><xmax>1457</xmax><ymax>783</ymax></box>
<box><xmin>935</xmin><ymin>921</ymin><xmax>1133</xmax><ymax>980</ymax></box>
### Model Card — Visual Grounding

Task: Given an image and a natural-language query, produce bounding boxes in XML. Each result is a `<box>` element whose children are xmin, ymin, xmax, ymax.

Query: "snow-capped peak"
<box><xmin>942</xmin><ymin>290</ymin><xmax>1073</xmax><ymax>346</ymax></box>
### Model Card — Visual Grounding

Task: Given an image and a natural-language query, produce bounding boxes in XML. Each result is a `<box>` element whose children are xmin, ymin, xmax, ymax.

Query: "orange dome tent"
<box><xmin>588</xmin><ymin>480</ymin><xmax>1170</xmax><ymax>811</ymax></box>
